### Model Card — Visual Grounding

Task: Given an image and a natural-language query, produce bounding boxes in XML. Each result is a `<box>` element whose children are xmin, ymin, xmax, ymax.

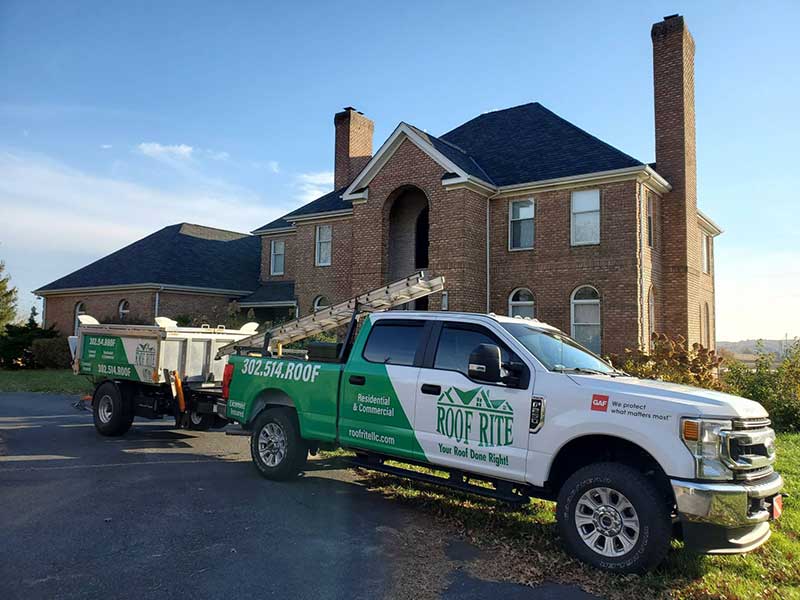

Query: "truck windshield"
<box><xmin>500</xmin><ymin>322</ymin><xmax>617</xmax><ymax>374</ymax></box>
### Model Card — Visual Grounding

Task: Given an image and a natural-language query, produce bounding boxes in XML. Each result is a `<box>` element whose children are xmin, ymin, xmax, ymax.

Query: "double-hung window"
<box><xmin>270</xmin><ymin>239</ymin><xmax>285</xmax><ymax>275</ymax></box>
<box><xmin>315</xmin><ymin>225</ymin><xmax>332</xmax><ymax>267</ymax></box>
<box><xmin>571</xmin><ymin>189</ymin><xmax>600</xmax><ymax>246</ymax></box>
<box><xmin>647</xmin><ymin>193</ymin><xmax>654</xmax><ymax>248</ymax></box>
<box><xmin>509</xmin><ymin>198</ymin><xmax>534</xmax><ymax>250</ymax></box>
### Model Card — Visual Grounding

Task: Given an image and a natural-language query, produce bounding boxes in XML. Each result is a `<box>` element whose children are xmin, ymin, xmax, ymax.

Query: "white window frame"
<box><xmin>703</xmin><ymin>302</ymin><xmax>711</xmax><ymax>348</ymax></box>
<box><xmin>313</xmin><ymin>295</ymin><xmax>330</xmax><ymax>312</ymax></box>
<box><xmin>508</xmin><ymin>198</ymin><xmax>535</xmax><ymax>251</ymax></box>
<box><xmin>74</xmin><ymin>301</ymin><xmax>85</xmax><ymax>335</ymax></box>
<box><xmin>508</xmin><ymin>287</ymin><xmax>535</xmax><ymax>318</ymax></box>
<box><xmin>570</xmin><ymin>285</ymin><xmax>601</xmax><ymax>353</ymax></box>
<box><xmin>315</xmin><ymin>224</ymin><xmax>332</xmax><ymax>267</ymax></box>
<box><xmin>270</xmin><ymin>239</ymin><xmax>285</xmax><ymax>276</ymax></box>
<box><xmin>647</xmin><ymin>194</ymin><xmax>654</xmax><ymax>248</ymax></box>
<box><xmin>701</xmin><ymin>233</ymin><xmax>711</xmax><ymax>274</ymax></box>
<box><xmin>118</xmin><ymin>299</ymin><xmax>130</xmax><ymax>321</ymax></box>
<box><xmin>570</xmin><ymin>189</ymin><xmax>601</xmax><ymax>246</ymax></box>
<box><xmin>648</xmin><ymin>286</ymin><xmax>656</xmax><ymax>348</ymax></box>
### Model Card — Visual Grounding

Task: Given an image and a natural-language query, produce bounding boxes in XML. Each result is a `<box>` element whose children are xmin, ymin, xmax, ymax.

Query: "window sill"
<box><xmin>508</xmin><ymin>246</ymin><xmax>534</xmax><ymax>252</ymax></box>
<box><xmin>570</xmin><ymin>241</ymin><xmax>600</xmax><ymax>247</ymax></box>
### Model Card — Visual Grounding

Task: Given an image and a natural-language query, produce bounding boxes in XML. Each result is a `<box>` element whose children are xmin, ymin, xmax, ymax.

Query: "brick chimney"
<box><xmin>334</xmin><ymin>107</ymin><xmax>374</xmax><ymax>190</ymax></box>
<box><xmin>651</xmin><ymin>14</ymin><xmax>700</xmax><ymax>342</ymax></box>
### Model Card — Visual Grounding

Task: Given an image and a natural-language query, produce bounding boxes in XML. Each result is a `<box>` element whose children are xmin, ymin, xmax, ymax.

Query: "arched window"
<box><xmin>313</xmin><ymin>295</ymin><xmax>330</xmax><ymax>312</ymax></box>
<box><xmin>703</xmin><ymin>303</ymin><xmax>711</xmax><ymax>348</ymax></box>
<box><xmin>74</xmin><ymin>301</ymin><xmax>86</xmax><ymax>335</ymax></box>
<box><xmin>508</xmin><ymin>288</ymin><xmax>534</xmax><ymax>319</ymax></box>
<box><xmin>118</xmin><ymin>299</ymin><xmax>130</xmax><ymax>321</ymax></box>
<box><xmin>648</xmin><ymin>286</ymin><xmax>656</xmax><ymax>348</ymax></box>
<box><xmin>571</xmin><ymin>286</ymin><xmax>601</xmax><ymax>354</ymax></box>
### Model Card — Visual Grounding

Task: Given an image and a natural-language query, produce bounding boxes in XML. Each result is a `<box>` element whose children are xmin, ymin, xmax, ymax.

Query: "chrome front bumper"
<box><xmin>671</xmin><ymin>472</ymin><xmax>784</xmax><ymax>554</ymax></box>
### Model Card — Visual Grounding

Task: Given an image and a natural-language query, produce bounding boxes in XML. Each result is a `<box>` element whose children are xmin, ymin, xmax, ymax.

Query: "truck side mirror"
<box><xmin>468</xmin><ymin>344</ymin><xmax>502</xmax><ymax>383</ymax></box>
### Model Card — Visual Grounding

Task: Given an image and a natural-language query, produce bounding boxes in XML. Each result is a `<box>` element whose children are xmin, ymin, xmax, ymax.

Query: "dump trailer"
<box><xmin>71</xmin><ymin>315</ymin><xmax>260</xmax><ymax>434</ymax></box>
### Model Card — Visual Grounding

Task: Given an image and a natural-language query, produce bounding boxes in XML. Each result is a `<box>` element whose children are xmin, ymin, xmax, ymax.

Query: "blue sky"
<box><xmin>0</xmin><ymin>0</ymin><xmax>798</xmax><ymax>341</ymax></box>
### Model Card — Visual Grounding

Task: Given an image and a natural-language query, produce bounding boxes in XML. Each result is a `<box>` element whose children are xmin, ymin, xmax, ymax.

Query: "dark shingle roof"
<box><xmin>253</xmin><ymin>188</ymin><xmax>348</xmax><ymax>233</ymax></box>
<box><xmin>405</xmin><ymin>124</ymin><xmax>495</xmax><ymax>184</ymax></box>
<box><xmin>239</xmin><ymin>281</ymin><xmax>296</xmax><ymax>305</ymax></box>
<box><xmin>440</xmin><ymin>102</ymin><xmax>643</xmax><ymax>186</ymax></box>
<box><xmin>36</xmin><ymin>223</ymin><xmax>260</xmax><ymax>293</ymax></box>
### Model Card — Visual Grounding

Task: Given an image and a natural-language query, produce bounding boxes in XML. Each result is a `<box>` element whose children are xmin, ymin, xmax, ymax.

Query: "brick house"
<box><xmin>37</xmin><ymin>15</ymin><xmax>720</xmax><ymax>356</ymax></box>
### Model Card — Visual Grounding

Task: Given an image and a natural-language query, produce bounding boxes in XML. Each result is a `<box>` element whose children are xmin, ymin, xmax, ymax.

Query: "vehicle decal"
<box><xmin>79</xmin><ymin>334</ymin><xmax>155</xmax><ymax>382</ymax></box>
<box><xmin>591</xmin><ymin>394</ymin><xmax>609</xmax><ymax>412</ymax></box>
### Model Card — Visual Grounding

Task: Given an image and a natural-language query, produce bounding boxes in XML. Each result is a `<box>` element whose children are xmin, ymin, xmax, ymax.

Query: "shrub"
<box><xmin>724</xmin><ymin>342</ymin><xmax>800</xmax><ymax>432</ymax></box>
<box><xmin>608</xmin><ymin>332</ymin><xmax>724</xmax><ymax>391</ymax></box>
<box><xmin>31</xmin><ymin>337</ymin><xmax>73</xmax><ymax>369</ymax></box>
<box><xmin>0</xmin><ymin>320</ymin><xmax>58</xmax><ymax>368</ymax></box>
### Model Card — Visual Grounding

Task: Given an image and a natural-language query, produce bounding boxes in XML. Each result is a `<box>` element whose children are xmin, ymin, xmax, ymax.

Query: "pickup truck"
<box><xmin>221</xmin><ymin>310</ymin><xmax>784</xmax><ymax>573</ymax></box>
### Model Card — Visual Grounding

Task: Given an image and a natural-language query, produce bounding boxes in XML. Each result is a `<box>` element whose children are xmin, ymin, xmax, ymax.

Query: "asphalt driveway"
<box><xmin>0</xmin><ymin>393</ymin><xmax>601</xmax><ymax>600</ymax></box>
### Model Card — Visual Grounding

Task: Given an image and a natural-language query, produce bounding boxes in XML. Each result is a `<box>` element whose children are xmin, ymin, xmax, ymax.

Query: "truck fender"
<box><xmin>248</xmin><ymin>388</ymin><xmax>295</xmax><ymax>424</ymax></box>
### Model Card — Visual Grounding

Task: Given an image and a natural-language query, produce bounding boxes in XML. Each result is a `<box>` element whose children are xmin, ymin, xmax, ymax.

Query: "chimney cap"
<box><xmin>664</xmin><ymin>13</ymin><xmax>680</xmax><ymax>20</ymax></box>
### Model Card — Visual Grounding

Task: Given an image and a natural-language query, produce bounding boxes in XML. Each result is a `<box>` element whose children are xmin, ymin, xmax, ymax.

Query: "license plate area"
<box><xmin>771</xmin><ymin>494</ymin><xmax>783</xmax><ymax>520</ymax></box>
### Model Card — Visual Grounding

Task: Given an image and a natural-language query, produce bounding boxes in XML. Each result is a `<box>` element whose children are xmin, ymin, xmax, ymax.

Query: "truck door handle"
<box><xmin>349</xmin><ymin>375</ymin><xmax>366</xmax><ymax>386</ymax></box>
<box><xmin>421</xmin><ymin>384</ymin><xmax>441</xmax><ymax>395</ymax></box>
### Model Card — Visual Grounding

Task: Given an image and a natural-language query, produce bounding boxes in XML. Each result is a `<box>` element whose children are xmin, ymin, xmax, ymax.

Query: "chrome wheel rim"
<box><xmin>575</xmin><ymin>486</ymin><xmax>640</xmax><ymax>557</ymax></box>
<box><xmin>190</xmin><ymin>411</ymin><xmax>203</xmax><ymax>426</ymax></box>
<box><xmin>258</xmin><ymin>422</ymin><xmax>287</xmax><ymax>467</ymax></box>
<box><xmin>98</xmin><ymin>395</ymin><xmax>114</xmax><ymax>424</ymax></box>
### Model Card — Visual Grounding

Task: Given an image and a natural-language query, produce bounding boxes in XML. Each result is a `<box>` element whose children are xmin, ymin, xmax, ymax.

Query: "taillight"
<box><xmin>222</xmin><ymin>363</ymin><xmax>235</xmax><ymax>399</ymax></box>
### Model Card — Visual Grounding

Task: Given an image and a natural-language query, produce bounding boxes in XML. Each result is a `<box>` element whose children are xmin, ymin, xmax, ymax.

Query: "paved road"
<box><xmin>0</xmin><ymin>393</ymin><xmax>601</xmax><ymax>600</ymax></box>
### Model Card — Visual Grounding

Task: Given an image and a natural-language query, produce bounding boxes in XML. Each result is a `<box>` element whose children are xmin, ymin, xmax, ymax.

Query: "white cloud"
<box><xmin>0</xmin><ymin>150</ymin><xmax>287</xmax><ymax>317</ymax></box>
<box><xmin>100</xmin><ymin>144</ymin><xmax>112</xmax><ymax>149</ymax></box>
<box><xmin>268</xmin><ymin>160</ymin><xmax>280</xmax><ymax>173</ymax></box>
<box><xmin>137</xmin><ymin>142</ymin><xmax>193</xmax><ymax>160</ymax></box>
<box><xmin>205</xmin><ymin>149</ymin><xmax>230</xmax><ymax>161</ymax></box>
<box><xmin>295</xmin><ymin>170</ymin><xmax>334</xmax><ymax>203</ymax></box>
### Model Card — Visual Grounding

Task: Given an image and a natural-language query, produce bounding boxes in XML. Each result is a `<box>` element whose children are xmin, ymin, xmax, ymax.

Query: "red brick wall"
<box><xmin>293</xmin><ymin>217</ymin><xmax>354</xmax><ymax>315</ymax></box>
<box><xmin>44</xmin><ymin>290</ymin><xmax>236</xmax><ymax>334</ymax></box>
<box><xmin>488</xmin><ymin>180</ymin><xmax>640</xmax><ymax>356</ymax></box>
<box><xmin>350</xmin><ymin>138</ymin><xmax>487</xmax><ymax>313</ymax></box>
<box><xmin>259</xmin><ymin>233</ymin><xmax>296</xmax><ymax>283</ymax></box>
<box><xmin>44</xmin><ymin>291</ymin><xmax>156</xmax><ymax>335</ymax></box>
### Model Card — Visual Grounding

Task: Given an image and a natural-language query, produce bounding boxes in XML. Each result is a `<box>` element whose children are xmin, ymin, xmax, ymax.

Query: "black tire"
<box><xmin>92</xmin><ymin>381</ymin><xmax>134</xmax><ymax>436</ymax></box>
<box><xmin>556</xmin><ymin>462</ymin><xmax>671</xmax><ymax>573</ymax></box>
<box><xmin>188</xmin><ymin>410</ymin><xmax>214</xmax><ymax>431</ymax></box>
<box><xmin>250</xmin><ymin>408</ymin><xmax>307</xmax><ymax>481</ymax></box>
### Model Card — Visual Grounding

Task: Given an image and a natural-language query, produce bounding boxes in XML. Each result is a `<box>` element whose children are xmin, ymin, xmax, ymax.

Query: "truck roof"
<box><xmin>370</xmin><ymin>310</ymin><xmax>562</xmax><ymax>333</ymax></box>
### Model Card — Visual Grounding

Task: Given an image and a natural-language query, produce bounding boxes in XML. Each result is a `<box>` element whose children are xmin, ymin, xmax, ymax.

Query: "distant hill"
<box><xmin>717</xmin><ymin>339</ymin><xmax>798</xmax><ymax>356</ymax></box>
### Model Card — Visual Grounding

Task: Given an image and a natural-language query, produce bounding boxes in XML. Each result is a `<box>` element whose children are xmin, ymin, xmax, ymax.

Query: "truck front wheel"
<box><xmin>92</xmin><ymin>381</ymin><xmax>134</xmax><ymax>436</ymax></box>
<box><xmin>556</xmin><ymin>462</ymin><xmax>671</xmax><ymax>573</ymax></box>
<box><xmin>250</xmin><ymin>408</ymin><xmax>307</xmax><ymax>481</ymax></box>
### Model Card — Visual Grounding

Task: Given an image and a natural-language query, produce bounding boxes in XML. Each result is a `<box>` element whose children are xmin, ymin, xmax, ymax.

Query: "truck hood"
<box><xmin>569</xmin><ymin>375</ymin><xmax>769</xmax><ymax>420</ymax></box>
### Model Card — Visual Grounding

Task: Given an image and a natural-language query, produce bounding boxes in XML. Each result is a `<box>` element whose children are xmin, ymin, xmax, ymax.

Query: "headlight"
<box><xmin>681</xmin><ymin>418</ymin><xmax>733</xmax><ymax>480</ymax></box>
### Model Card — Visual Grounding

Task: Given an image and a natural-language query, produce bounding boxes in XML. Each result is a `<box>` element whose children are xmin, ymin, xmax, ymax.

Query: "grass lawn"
<box><xmin>0</xmin><ymin>369</ymin><xmax>93</xmax><ymax>395</ymax></box>
<box><xmin>351</xmin><ymin>433</ymin><xmax>800</xmax><ymax>600</ymax></box>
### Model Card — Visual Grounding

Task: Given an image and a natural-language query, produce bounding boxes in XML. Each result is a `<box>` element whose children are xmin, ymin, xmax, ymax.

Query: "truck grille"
<box><xmin>721</xmin><ymin>423</ymin><xmax>776</xmax><ymax>480</ymax></box>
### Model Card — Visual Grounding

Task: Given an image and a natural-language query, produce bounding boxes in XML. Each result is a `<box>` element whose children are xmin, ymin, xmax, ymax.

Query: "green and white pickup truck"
<box><xmin>79</xmin><ymin>274</ymin><xmax>784</xmax><ymax>573</ymax></box>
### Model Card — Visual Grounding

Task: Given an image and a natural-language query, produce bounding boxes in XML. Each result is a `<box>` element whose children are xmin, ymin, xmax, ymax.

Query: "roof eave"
<box><xmin>34</xmin><ymin>283</ymin><xmax>256</xmax><ymax>297</ymax></box>
<box><xmin>698</xmin><ymin>210</ymin><xmax>723</xmax><ymax>236</ymax></box>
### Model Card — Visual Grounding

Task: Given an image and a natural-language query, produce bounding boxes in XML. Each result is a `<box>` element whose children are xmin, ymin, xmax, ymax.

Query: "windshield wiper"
<box><xmin>553</xmin><ymin>366</ymin><xmax>611</xmax><ymax>376</ymax></box>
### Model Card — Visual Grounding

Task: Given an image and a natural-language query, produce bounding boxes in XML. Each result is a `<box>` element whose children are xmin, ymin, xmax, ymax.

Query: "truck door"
<box><xmin>414</xmin><ymin>321</ymin><xmax>532</xmax><ymax>482</ymax></box>
<box><xmin>338</xmin><ymin>318</ymin><xmax>429</xmax><ymax>462</ymax></box>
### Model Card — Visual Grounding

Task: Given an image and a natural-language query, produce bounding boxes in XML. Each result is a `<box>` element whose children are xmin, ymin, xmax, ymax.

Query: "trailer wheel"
<box><xmin>92</xmin><ymin>381</ymin><xmax>133</xmax><ymax>437</ymax></box>
<box><xmin>188</xmin><ymin>410</ymin><xmax>214</xmax><ymax>431</ymax></box>
<box><xmin>250</xmin><ymin>408</ymin><xmax>307</xmax><ymax>481</ymax></box>
<box><xmin>556</xmin><ymin>462</ymin><xmax>671</xmax><ymax>573</ymax></box>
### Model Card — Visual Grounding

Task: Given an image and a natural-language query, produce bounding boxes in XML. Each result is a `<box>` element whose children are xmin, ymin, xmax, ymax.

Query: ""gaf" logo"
<box><xmin>591</xmin><ymin>394</ymin><xmax>609</xmax><ymax>412</ymax></box>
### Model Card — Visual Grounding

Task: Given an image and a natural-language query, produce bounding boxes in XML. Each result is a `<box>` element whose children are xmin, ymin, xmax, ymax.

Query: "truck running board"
<box><xmin>216</xmin><ymin>271</ymin><xmax>445</xmax><ymax>358</ymax></box>
<box><xmin>348</xmin><ymin>455</ymin><xmax>531</xmax><ymax>506</ymax></box>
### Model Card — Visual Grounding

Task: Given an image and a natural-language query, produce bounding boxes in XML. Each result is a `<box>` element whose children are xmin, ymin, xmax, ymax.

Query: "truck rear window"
<box><xmin>363</xmin><ymin>321</ymin><xmax>424</xmax><ymax>366</ymax></box>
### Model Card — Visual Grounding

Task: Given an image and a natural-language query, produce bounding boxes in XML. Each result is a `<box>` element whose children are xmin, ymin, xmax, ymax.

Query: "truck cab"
<box><xmin>224</xmin><ymin>309</ymin><xmax>784</xmax><ymax>573</ymax></box>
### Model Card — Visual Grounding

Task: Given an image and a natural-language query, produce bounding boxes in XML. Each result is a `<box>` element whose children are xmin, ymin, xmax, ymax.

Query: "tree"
<box><xmin>0</xmin><ymin>260</ymin><xmax>18</xmax><ymax>331</ymax></box>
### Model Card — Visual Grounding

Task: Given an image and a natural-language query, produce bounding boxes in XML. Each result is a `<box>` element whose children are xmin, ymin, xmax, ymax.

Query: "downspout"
<box><xmin>486</xmin><ymin>189</ymin><xmax>501</xmax><ymax>313</ymax></box>
<box><xmin>637</xmin><ymin>183</ymin><xmax>646</xmax><ymax>349</ymax></box>
<box><xmin>154</xmin><ymin>287</ymin><xmax>163</xmax><ymax>318</ymax></box>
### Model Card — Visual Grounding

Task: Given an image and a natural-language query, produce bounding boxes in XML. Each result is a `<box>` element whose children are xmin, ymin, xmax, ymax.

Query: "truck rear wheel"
<box><xmin>93</xmin><ymin>381</ymin><xmax>134</xmax><ymax>436</ymax></box>
<box><xmin>250</xmin><ymin>408</ymin><xmax>307</xmax><ymax>481</ymax></box>
<box><xmin>188</xmin><ymin>410</ymin><xmax>214</xmax><ymax>431</ymax></box>
<box><xmin>556</xmin><ymin>462</ymin><xmax>671</xmax><ymax>573</ymax></box>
